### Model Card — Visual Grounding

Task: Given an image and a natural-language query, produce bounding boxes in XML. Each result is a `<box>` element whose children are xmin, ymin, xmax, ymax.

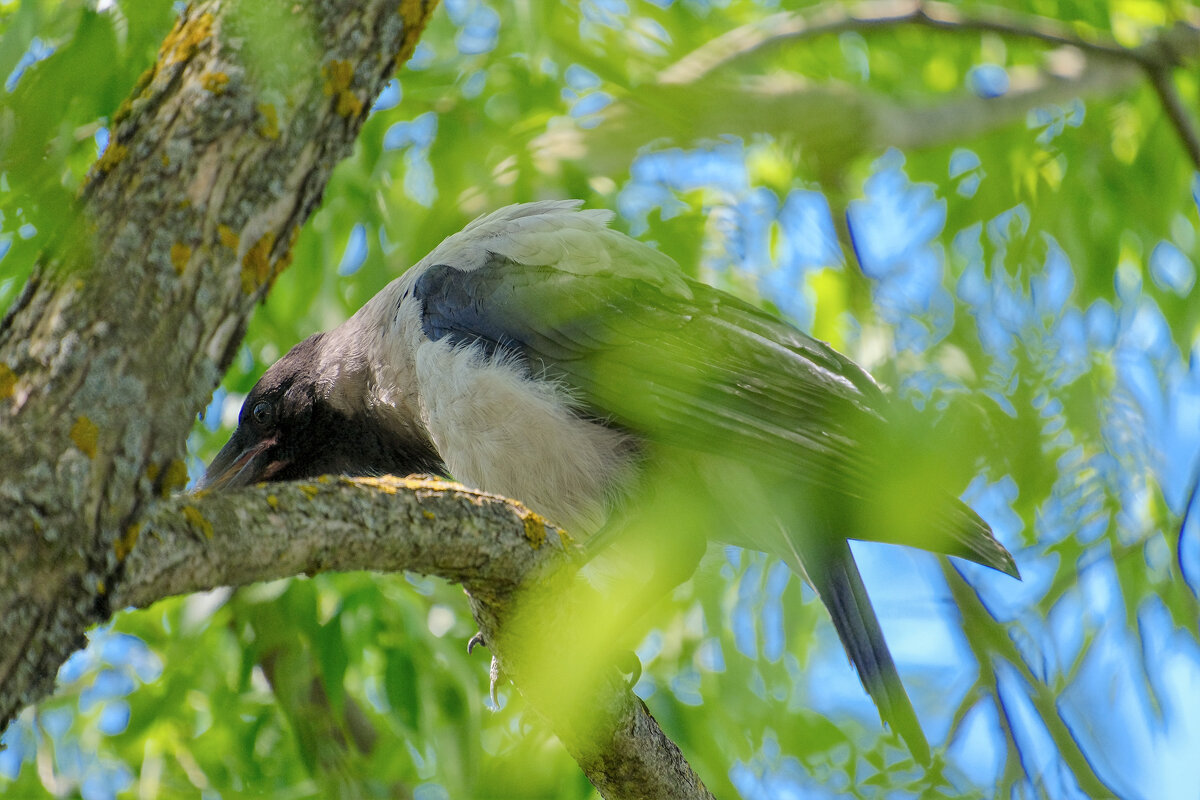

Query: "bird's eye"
<box><xmin>251</xmin><ymin>401</ymin><xmax>274</xmax><ymax>428</ymax></box>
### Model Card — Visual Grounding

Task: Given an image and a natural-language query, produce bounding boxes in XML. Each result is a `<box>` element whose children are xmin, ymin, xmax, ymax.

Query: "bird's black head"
<box><xmin>198</xmin><ymin>333</ymin><xmax>444</xmax><ymax>491</ymax></box>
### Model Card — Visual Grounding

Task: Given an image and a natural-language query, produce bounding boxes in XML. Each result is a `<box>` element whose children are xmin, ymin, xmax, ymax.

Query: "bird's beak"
<box><xmin>196</xmin><ymin>429</ymin><xmax>282</xmax><ymax>491</ymax></box>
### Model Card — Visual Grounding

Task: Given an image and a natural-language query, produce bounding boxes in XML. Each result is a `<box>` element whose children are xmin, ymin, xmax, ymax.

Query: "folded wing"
<box><xmin>414</xmin><ymin>256</ymin><xmax>1015</xmax><ymax>576</ymax></box>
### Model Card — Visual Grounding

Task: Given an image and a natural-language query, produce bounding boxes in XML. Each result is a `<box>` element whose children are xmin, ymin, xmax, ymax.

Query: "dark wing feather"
<box><xmin>419</xmin><ymin>260</ymin><xmax>877</xmax><ymax>477</ymax></box>
<box><xmin>416</xmin><ymin>258</ymin><xmax>1016</xmax><ymax>576</ymax></box>
<box><xmin>797</xmin><ymin>535</ymin><xmax>931</xmax><ymax>764</ymax></box>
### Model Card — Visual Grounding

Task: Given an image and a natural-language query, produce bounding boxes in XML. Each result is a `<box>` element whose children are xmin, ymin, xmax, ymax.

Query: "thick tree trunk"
<box><xmin>0</xmin><ymin>0</ymin><xmax>434</xmax><ymax>735</ymax></box>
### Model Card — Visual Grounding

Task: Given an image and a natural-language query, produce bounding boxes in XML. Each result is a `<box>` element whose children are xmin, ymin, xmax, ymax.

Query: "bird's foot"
<box><xmin>467</xmin><ymin>631</ymin><xmax>504</xmax><ymax>708</ymax></box>
<box><xmin>487</xmin><ymin>656</ymin><xmax>502</xmax><ymax>707</ymax></box>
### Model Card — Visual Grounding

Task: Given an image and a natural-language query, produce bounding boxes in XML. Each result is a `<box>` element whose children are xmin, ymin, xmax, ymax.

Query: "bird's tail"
<box><xmin>783</xmin><ymin>535</ymin><xmax>931</xmax><ymax>765</ymax></box>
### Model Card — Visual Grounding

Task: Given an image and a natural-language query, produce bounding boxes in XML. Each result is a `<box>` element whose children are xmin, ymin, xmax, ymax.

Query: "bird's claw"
<box><xmin>467</xmin><ymin>631</ymin><xmax>504</xmax><ymax>708</ymax></box>
<box><xmin>488</xmin><ymin>656</ymin><xmax>501</xmax><ymax>707</ymax></box>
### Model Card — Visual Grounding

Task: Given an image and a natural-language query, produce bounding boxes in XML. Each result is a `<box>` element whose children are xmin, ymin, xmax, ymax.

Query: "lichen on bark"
<box><xmin>0</xmin><ymin>0</ymin><xmax>440</xmax><ymax>748</ymax></box>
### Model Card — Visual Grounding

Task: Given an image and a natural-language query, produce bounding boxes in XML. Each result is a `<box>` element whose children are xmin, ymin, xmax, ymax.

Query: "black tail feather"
<box><xmin>800</xmin><ymin>539</ymin><xmax>932</xmax><ymax>765</ymax></box>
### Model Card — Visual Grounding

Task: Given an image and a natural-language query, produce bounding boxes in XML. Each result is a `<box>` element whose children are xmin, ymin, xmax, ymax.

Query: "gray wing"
<box><xmin>415</xmin><ymin>255</ymin><xmax>1024</xmax><ymax>762</ymax></box>
<box><xmin>414</xmin><ymin>257</ymin><xmax>1016</xmax><ymax>576</ymax></box>
<box><xmin>416</xmin><ymin>258</ymin><xmax>880</xmax><ymax>475</ymax></box>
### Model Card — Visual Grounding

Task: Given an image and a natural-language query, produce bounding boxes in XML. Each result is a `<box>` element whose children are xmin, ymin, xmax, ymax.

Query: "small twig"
<box><xmin>943</xmin><ymin>563</ymin><xmax>1116</xmax><ymax>798</ymax></box>
<box><xmin>1147</xmin><ymin>67</ymin><xmax>1200</xmax><ymax>170</ymax></box>
<box><xmin>910</xmin><ymin>1</ymin><xmax>1143</xmax><ymax>63</ymax></box>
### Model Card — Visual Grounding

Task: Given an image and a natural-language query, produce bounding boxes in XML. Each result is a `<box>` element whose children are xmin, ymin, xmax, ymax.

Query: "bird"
<box><xmin>199</xmin><ymin>199</ymin><xmax>1019</xmax><ymax>764</ymax></box>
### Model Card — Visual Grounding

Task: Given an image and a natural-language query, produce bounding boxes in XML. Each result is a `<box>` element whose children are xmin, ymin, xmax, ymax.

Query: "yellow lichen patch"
<box><xmin>322</xmin><ymin>60</ymin><xmax>363</xmax><ymax>118</ymax></box>
<box><xmin>162</xmin><ymin>460</ymin><xmax>189</xmax><ymax>495</ymax></box>
<box><xmin>422</xmin><ymin>510</ymin><xmax>435</xmax><ymax>520</ymax></box>
<box><xmin>0</xmin><ymin>363</ymin><xmax>16</xmax><ymax>399</ymax></box>
<box><xmin>399</xmin><ymin>0</ymin><xmax>425</xmax><ymax>20</ymax></box>
<box><xmin>113</xmin><ymin>97</ymin><xmax>135</xmax><ymax>127</ymax></box>
<box><xmin>522</xmin><ymin>511</ymin><xmax>547</xmax><ymax>549</ymax></box>
<box><xmin>267</xmin><ymin>494</ymin><xmax>279</xmax><ymax>510</ymax></box>
<box><xmin>95</xmin><ymin>142</ymin><xmax>128</xmax><ymax>174</ymax></box>
<box><xmin>170</xmin><ymin>242</ymin><xmax>191</xmax><ymax>275</ymax></box>
<box><xmin>336</xmin><ymin>91</ymin><xmax>363</xmax><ymax>118</ymax></box>
<box><xmin>112</xmin><ymin>65</ymin><xmax>157</xmax><ymax>127</ymax></box>
<box><xmin>354</xmin><ymin>475</ymin><xmax>469</xmax><ymax>497</ymax></box>
<box><xmin>133</xmin><ymin>64</ymin><xmax>157</xmax><ymax>94</ymax></box>
<box><xmin>70</xmin><ymin>416</ymin><xmax>99</xmax><ymax>459</ymax></box>
<box><xmin>411</xmin><ymin>476</ymin><xmax>463</xmax><ymax>492</ymax></box>
<box><xmin>201</xmin><ymin>71</ymin><xmax>229</xmax><ymax>94</ymax></box>
<box><xmin>115</xmin><ymin>522</ymin><xmax>142</xmax><ymax>561</ymax></box>
<box><xmin>317</xmin><ymin>475</ymin><xmax>330</xmax><ymax>484</ymax></box>
<box><xmin>146</xmin><ymin>462</ymin><xmax>160</xmax><ymax>482</ymax></box>
<box><xmin>273</xmin><ymin>232</ymin><xmax>297</xmax><ymax>279</ymax></box>
<box><xmin>183</xmin><ymin>505</ymin><xmax>214</xmax><ymax>539</ymax></box>
<box><xmin>300</xmin><ymin>484</ymin><xmax>320</xmax><ymax>499</ymax></box>
<box><xmin>160</xmin><ymin>12</ymin><xmax>214</xmax><ymax>67</ymax></box>
<box><xmin>132</xmin><ymin>64</ymin><xmax>157</xmax><ymax>97</ymax></box>
<box><xmin>323</xmin><ymin>60</ymin><xmax>354</xmax><ymax>95</ymax></box>
<box><xmin>241</xmin><ymin>232</ymin><xmax>275</xmax><ymax>293</ymax></box>
<box><xmin>395</xmin><ymin>1</ymin><xmax>434</xmax><ymax>69</ymax></box>
<box><xmin>353</xmin><ymin>475</ymin><xmax>400</xmax><ymax>494</ymax></box>
<box><xmin>256</xmin><ymin>103</ymin><xmax>280</xmax><ymax>140</ymax></box>
<box><xmin>218</xmin><ymin>224</ymin><xmax>239</xmax><ymax>251</ymax></box>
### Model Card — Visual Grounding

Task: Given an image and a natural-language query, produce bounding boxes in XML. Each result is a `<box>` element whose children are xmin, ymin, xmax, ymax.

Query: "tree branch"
<box><xmin>659</xmin><ymin>0</ymin><xmax>1191</xmax><ymax>83</ymax></box>
<box><xmin>113</xmin><ymin>476</ymin><xmax>714</xmax><ymax>800</ymax></box>
<box><xmin>1146</xmin><ymin>58</ymin><xmax>1200</xmax><ymax>170</ymax></box>
<box><xmin>112</xmin><ymin>477</ymin><xmax>552</xmax><ymax>609</ymax></box>
<box><xmin>654</xmin><ymin>0</ymin><xmax>1200</xmax><ymax>170</ymax></box>
<box><xmin>942</xmin><ymin>563</ymin><xmax>1114</xmax><ymax>797</ymax></box>
<box><xmin>535</xmin><ymin>49</ymin><xmax>1145</xmax><ymax>179</ymax></box>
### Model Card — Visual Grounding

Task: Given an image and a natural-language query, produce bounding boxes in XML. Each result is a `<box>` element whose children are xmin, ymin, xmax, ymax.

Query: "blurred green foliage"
<box><xmin>2</xmin><ymin>0</ymin><xmax>1199</xmax><ymax>798</ymax></box>
<box><xmin>0</xmin><ymin>0</ymin><xmax>174</xmax><ymax>299</ymax></box>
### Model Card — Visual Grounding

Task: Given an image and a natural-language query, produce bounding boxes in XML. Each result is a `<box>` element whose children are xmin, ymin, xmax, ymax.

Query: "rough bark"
<box><xmin>111</xmin><ymin>476</ymin><xmax>714</xmax><ymax>799</ymax></box>
<box><xmin>0</xmin><ymin>3</ymin><xmax>712</xmax><ymax>797</ymax></box>
<box><xmin>0</xmin><ymin>0</ymin><xmax>433</xmax><ymax>727</ymax></box>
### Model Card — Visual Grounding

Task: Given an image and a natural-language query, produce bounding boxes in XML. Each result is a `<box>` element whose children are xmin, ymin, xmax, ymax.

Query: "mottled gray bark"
<box><xmin>0</xmin><ymin>3</ymin><xmax>712</xmax><ymax>798</ymax></box>
<box><xmin>0</xmin><ymin>0</ymin><xmax>434</xmax><ymax>729</ymax></box>
<box><xmin>115</xmin><ymin>476</ymin><xmax>714</xmax><ymax>800</ymax></box>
